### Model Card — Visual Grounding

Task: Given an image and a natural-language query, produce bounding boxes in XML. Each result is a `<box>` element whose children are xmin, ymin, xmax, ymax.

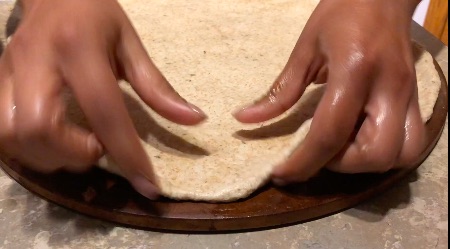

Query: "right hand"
<box><xmin>0</xmin><ymin>0</ymin><xmax>206</xmax><ymax>199</ymax></box>
<box><xmin>234</xmin><ymin>0</ymin><xmax>425</xmax><ymax>183</ymax></box>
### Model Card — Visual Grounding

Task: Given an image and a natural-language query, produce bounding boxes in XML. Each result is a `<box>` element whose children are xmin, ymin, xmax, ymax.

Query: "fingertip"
<box><xmin>232</xmin><ymin>106</ymin><xmax>248</xmax><ymax>121</ymax></box>
<box><xmin>271</xmin><ymin>164</ymin><xmax>294</xmax><ymax>185</ymax></box>
<box><xmin>130</xmin><ymin>175</ymin><xmax>160</xmax><ymax>200</ymax></box>
<box><xmin>186</xmin><ymin>102</ymin><xmax>208</xmax><ymax>122</ymax></box>
<box><xmin>271</xmin><ymin>157</ymin><xmax>313</xmax><ymax>184</ymax></box>
<box><xmin>272</xmin><ymin>177</ymin><xmax>289</xmax><ymax>186</ymax></box>
<box><xmin>232</xmin><ymin>105</ymin><xmax>263</xmax><ymax>123</ymax></box>
<box><xmin>151</xmin><ymin>98</ymin><xmax>207</xmax><ymax>125</ymax></box>
<box><xmin>87</xmin><ymin>133</ymin><xmax>104</xmax><ymax>159</ymax></box>
<box><xmin>172</xmin><ymin>104</ymin><xmax>208</xmax><ymax>126</ymax></box>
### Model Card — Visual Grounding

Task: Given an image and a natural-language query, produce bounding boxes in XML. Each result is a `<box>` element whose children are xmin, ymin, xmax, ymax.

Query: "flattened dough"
<box><xmin>68</xmin><ymin>0</ymin><xmax>441</xmax><ymax>201</ymax></box>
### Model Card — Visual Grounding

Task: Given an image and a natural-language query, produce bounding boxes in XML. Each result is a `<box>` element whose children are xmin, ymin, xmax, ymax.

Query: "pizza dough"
<box><xmin>67</xmin><ymin>0</ymin><xmax>441</xmax><ymax>202</ymax></box>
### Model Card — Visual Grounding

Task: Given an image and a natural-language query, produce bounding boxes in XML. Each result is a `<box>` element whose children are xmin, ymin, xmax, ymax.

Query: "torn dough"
<box><xmin>70</xmin><ymin>0</ymin><xmax>441</xmax><ymax>202</ymax></box>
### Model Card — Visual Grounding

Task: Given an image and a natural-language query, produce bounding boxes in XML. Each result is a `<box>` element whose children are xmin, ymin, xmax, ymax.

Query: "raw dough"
<box><xmin>68</xmin><ymin>0</ymin><xmax>441</xmax><ymax>202</ymax></box>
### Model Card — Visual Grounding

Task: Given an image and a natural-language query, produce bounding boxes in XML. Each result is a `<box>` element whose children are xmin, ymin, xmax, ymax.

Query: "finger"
<box><xmin>118</xmin><ymin>25</ymin><xmax>206</xmax><ymax>126</ymax></box>
<box><xmin>0</xmin><ymin>60</ymin><xmax>17</xmax><ymax>157</ymax></box>
<box><xmin>233</xmin><ymin>51</ymin><xmax>318</xmax><ymax>123</ymax></box>
<box><xmin>314</xmin><ymin>65</ymin><xmax>328</xmax><ymax>84</ymax></box>
<box><xmin>326</xmin><ymin>104</ymin><xmax>407</xmax><ymax>173</ymax></box>
<box><xmin>64</xmin><ymin>49</ymin><xmax>159</xmax><ymax>199</ymax></box>
<box><xmin>12</xmin><ymin>60</ymin><xmax>103</xmax><ymax>172</ymax></box>
<box><xmin>50</xmin><ymin>105</ymin><xmax>104</xmax><ymax>173</ymax></box>
<box><xmin>6</xmin><ymin>37</ymin><xmax>60</xmax><ymax>170</ymax></box>
<box><xmin>397</xmin><ymin>87</ymin><xmax>426</xmax><ymax>168</ymax></box>
<box><xmin>327</xmin><ymin>74</ymin><xmax>413</xmax><ymax>173</ymax></box>
<box><xmin>271</xmin><ymin>69</ymin><xmax>367</xmax><ymax>183</ymax></box>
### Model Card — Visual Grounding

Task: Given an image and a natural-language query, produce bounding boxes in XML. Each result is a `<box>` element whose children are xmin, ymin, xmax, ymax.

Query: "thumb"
<box><xmin>233</xmin><ymin>54</ymin><xmax>314</xmax><ymax>123</ymax></box>
<box><xmin>52</xmin><ymin>103</ymin><xmax>104</xmax><ymax>172</ymax></box>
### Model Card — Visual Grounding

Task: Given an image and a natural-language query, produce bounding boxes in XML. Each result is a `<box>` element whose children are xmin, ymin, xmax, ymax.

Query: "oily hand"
<box><xmin>234</xmin><ymin>0</ymin><xmax>426</xmax><ymax>184</ymax></box>
<box><xmin>0</xmin><ymin>0</ymin><xmax>206</xmax><ymax>198</ymax></box>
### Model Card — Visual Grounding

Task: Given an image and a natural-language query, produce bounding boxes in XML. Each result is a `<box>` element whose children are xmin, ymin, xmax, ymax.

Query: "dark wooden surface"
<box><xmin>0</xmin><ymin>62</ymin><xmax>447</xmax><ymax>232</ymax></box>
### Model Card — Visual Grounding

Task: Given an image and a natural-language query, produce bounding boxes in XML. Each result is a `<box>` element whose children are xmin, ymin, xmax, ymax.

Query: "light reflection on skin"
<box><xmin>347</xmin><ymin>49</ymin><xmax>365</xmax><ymax>69</ymax></box>
<box><xmin>339</xmin><ymin>40</ymin><xmax>366</xmax><ymax>73</ymax></box>
<box><xmin>268</xmin><ymin>66</ymin><xmax>294</xmax><ymax>104</ymax></box>
<box><xmin>344</xmin><ymin>47</ymin><xmax>364</xmax><ymax>71</ymax></box>
<box><xmin>136</xmin><ymin>61</ymin><xmax>152</xmax><ymax>82</ymax></box>
<box><xmin>375</xmin><ymin>106</ymin><xmax>388</xmax><ymax>127</ymax></box>
<box><xmin>404</xmin><ymin>118</ymin><xmax>412</xmax><ymax>142</ymax></box>
<box><xmin>330</xmin><ymin>46</ymin><xmax>365</xmax><ymax>107</ymax></box>
<box><xmin>331</xmin><ymin>88</ymin><xmax>344</xmax><ymax>107</ymax></box>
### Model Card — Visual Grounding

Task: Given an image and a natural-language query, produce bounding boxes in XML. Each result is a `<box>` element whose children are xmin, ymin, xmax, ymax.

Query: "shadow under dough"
<box><xmin>122</xmin><ymin>91</ymin><xmax>210</xmax><ymax>157</ymax></box>
<box><xmin>234</xmin><ymin>84</ymin><xmax>325</xmax><ymax>140</ymax></box>
<box><xmin>65</xmin><ymin>88</ymin><xmax>209</xmax><ymax>158</ymax></box>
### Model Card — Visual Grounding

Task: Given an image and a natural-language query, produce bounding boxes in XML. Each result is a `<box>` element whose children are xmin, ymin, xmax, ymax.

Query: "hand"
<box><xmin>0</xmin><ymin>0</ymin><xmax>206</xmax><ymax>198</ymax></box>
<box><xmin>234</xmin><ymin>0</ymin><xmax>425</xmax><ymax>184</ymax></box>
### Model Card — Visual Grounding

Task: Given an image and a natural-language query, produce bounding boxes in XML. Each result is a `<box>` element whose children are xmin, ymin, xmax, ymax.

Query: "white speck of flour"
<box><xmin>33</xmin><ymin>231</ymin><xmax>52</xmax><ymax>249</ymax></box>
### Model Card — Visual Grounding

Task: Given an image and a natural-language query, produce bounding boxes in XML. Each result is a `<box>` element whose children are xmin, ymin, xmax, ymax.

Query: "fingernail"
<box><xmin>131</xmin><ymin>175</ymin><xmax>160</xmax><ymax>200</ymax></box>
<box><xmin>188</xmin><ymin>103</ymin><xmax>207</xmax><ymax>118</ymax></box>
<box><xmin>272</xmin><ymin>178</ymin><xmax>289</xmax><ymax>186</ymax></box>
<box><xmin>88</xmin><ymin>134</ymin><xmax>103</xmax><ymax>156</ymax></box>
<box><xmin>232</xmin><ymin>106</ymin><xmax>247</xmax><ymax>117</ymax></box>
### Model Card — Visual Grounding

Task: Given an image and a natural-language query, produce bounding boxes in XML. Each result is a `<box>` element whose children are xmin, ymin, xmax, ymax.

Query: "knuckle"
<box><xmin>264</xmin><ymin>71</ymin><xmax>299</xmax><ymax>113</ymax></box>
<box><xmin>54</xmin><ymin>22</ymin><xmax>85</xmax><ymax>51</ymax></box>
<box><xmin>312</xmin><ymin>130</ymin><xmax>344</xmax><ymax>154</ymax></box>
<box><xmin>342</xmin><ymin>45</ymin><xmax>377</xmax><ymax>74</ymax></box>
<box><xmin>310</xmin><ymin>120</ymin><xmax>349</xmax><ymax>154</ymax></box>
<box><xmin>269</xmin><ymin>95</ymin><xmax>293</xmax><ymax>114</ymax></box>
<box><xmin>358</xmin><ymin>53</ymin><xmax>377</xmax><ymax>70</ymax></box>
<box><xmin>17</xmin><ymin>112</ymin><xmax>53</xmax><ymax>142</ymax></box>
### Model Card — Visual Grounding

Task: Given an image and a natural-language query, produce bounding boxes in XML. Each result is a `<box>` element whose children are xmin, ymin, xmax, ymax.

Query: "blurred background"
<box><xmin>413</xmin><ymin>0</ymin><xmax>448</xmax><ymax>45</ymax></box>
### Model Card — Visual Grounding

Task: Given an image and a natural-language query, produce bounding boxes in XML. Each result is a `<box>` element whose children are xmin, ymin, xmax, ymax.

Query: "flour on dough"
<box><xmin>67</xmin><ymin>0</ymin><xmax>441</xmax><ymax>202</ymax></box>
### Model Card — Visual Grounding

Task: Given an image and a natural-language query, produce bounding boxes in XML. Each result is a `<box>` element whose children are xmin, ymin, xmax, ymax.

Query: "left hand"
<box><xmin>234</xmin><ymin>0</ymin><xmax>426</xmax><ymax>184</ymax></box>
<box><xmin>0</xmin><ymin>0</ymin><xmax>206</xmax><ymax>199</ymax></box>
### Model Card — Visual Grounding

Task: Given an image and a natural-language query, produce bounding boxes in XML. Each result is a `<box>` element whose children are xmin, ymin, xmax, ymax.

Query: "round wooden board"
<box><xmin>0</xmin><ymin>62</ymin><xmax>448</xmax><ymax>232</ymax></box>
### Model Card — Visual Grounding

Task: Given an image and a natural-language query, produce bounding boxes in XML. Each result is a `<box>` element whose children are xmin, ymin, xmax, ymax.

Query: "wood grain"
<box><xmin>424</xmin><ymin>0</ymin><xmax>448</xmax><ymax>45</ymax></box>
<box><xmin>0</xmin><ymin>62</ymin><xmax>447</xmax><ymax>232</ymax></box>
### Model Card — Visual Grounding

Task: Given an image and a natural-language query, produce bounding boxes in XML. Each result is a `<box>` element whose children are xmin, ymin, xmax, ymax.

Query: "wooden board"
<box><xmin>0</xmin><ymin>61</ymin><xmax>447</xmax><ymax>232</ymax></box>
